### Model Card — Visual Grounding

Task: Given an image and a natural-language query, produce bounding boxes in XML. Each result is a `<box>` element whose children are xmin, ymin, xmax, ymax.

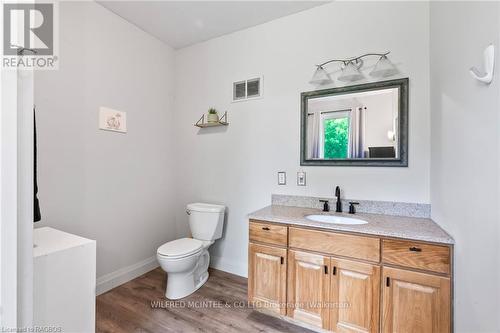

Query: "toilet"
<box><xmin>156</xmin><ymin>202</ymin><xmax>225</xmax><ymax>299</ymax></box>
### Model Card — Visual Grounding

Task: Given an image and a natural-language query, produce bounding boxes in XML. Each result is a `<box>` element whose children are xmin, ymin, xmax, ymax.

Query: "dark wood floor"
<box><xmin>97</xmin><ymin>267</ymin><xmax>312</xmax><ymax>333</ymax></box>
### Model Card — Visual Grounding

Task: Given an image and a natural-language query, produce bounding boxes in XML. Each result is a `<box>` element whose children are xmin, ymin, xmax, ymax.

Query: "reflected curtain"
<box><xmin>348</xmin><ymin>107</ymin><xmax>364</xmax><ymax>158</ymax></box>
<box><xmin>307</xmin><ymin>112</ymin><xmax>321</xmax><ymax>158</ymax></box>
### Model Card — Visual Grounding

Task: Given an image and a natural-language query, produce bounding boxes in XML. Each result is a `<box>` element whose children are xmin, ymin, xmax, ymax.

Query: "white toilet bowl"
<box><xmin>156</xmin><ymin>238</ymin><xmax>211</xmax><ymax>299</ymax></box>
<box><xmin>157</xmin><ymin>203</ymin><xmax>225</xmax><ymax>300</ymax></box>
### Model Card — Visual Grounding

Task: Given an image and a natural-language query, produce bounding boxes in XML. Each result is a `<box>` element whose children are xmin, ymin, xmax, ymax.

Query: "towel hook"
<box><xmin>470</xmin><ymin>44</ymin><xmax>494</xmax><ymax>84</ymax></box>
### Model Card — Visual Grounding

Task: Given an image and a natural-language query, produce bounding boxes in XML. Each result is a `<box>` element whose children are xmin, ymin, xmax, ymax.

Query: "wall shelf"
<box><xmin>195</xmin><ymin>111</ymin><xmax>229</xmax><ymax>128</ymax></box>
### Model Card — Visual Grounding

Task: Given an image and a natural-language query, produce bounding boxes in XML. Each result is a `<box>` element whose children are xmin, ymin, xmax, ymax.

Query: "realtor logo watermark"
<box><xmin>2</xmin><ymin>1</ymin><xmax>58</xmax><ymax>69</ymax></box>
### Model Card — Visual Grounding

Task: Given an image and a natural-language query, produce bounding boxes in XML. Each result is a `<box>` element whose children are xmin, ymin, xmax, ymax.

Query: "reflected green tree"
<box><xmin>324</xmin><ymin>118</ymin><xmax>349</xmax><ymax>159</ymax></box>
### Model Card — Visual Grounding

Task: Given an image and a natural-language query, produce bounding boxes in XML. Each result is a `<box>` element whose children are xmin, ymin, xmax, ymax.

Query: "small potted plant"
<box><xmin>207</xmin><ymin>108</ymin><xmax>219</xmax><ymax>123</ymax></box>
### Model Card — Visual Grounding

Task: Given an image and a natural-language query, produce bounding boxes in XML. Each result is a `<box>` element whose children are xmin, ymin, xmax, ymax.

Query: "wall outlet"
<box><xmin>278</xmin><ymin>172</ymin><xmax>286</xmax><ymax>185</ymax></box>
<box><xmin>297</xmin><ymin>172</ymin><xmax>306</xmax><ymax>186</ymax></box>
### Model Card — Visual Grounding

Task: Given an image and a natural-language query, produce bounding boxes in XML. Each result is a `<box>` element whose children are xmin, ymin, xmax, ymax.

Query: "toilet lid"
<box><xmin>157</xmin><ymin>238</ymin><xmax>203</xmax><ymax>258</ymax></box>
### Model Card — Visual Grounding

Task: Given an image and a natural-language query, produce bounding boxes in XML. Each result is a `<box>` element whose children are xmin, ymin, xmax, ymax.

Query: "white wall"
<box><xmin>430</xmin><ymin>2</ymin><xmax>500</xmax><ymax>332</ymax></box>
<box><xmin>34</xmin><ymin>2</ymin><xmax>176</xmax><ymax>285</ymax></box>
<box><xmin>173</xmin><ymin>1</ymin><xmax>431</xmax><ymax>276</ymax></box>
<box><xmin>362</xmin><ymin>91</ymin><xmax>398</xmax><ymax>151</ymax></box>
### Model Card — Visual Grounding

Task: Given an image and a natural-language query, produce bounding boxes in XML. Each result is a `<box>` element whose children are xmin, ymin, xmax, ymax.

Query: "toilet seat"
<box><xmin>157</xmin><ymin>238</ymin><xmax>203</xmax><ymax>259</ymax></box>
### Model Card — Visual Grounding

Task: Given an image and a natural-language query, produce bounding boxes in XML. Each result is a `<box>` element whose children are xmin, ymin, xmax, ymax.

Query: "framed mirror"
<box><xmin>300</xmin><ymin>78</ymin><xmax>408</xmax><ymax>167</ymax></box>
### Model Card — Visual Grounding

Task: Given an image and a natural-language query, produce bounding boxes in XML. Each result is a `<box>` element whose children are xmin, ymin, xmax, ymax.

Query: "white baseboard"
<box><xmin>96</xmin><ymin>254</ymin><xmax>244</xmax><ymax>295</ymax></box>
<box><xmin>96</xmin><ymin>256</ymin><xmax>159</xmax><ymax>295</ymax></box>
<box><xmin>210</xmin><ymin>255</ymin><xmax>247</xmax><ymax>278</ymax></box>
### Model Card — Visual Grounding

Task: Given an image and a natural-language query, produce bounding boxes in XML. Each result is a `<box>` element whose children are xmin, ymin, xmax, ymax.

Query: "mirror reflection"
<box><xmin>301</xmin><ymin>79</ymin><xmax>408</xmax><ymax>166</ymax></box>
<box><xmin>307</xmin><ymin>88</ymin><xmax>398</xmax><ymax>159</ymax></box>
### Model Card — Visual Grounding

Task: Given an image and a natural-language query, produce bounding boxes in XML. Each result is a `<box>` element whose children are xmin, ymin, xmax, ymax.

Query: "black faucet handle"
<box><xmin>319</xmin><ymin>199</ymin><xmax>330</xmax><ymax>212</ymax></box>
<box><xmin>348</xmin><ymin>202</ymin><xmax>360</xmax><ymax>214</ymax></box>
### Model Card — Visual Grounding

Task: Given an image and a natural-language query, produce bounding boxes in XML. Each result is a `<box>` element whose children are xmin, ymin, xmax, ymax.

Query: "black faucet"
<box><xmin>319</xmin><ymin>199</ymin><xmax>329</xmax><ymax>212</ymax></box>
<box><xmin>335</xmin><ymin>186</ymin><xmax>342</xmax><ymax>213</ymax></box>
<box><xmin>349</xmin><ymin>202</ymin><xmax>360</xmax><ymax>214</ymax></box>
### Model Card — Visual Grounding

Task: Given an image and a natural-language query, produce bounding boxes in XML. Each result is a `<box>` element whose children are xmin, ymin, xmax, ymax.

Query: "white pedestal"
<box><xmin>34</xmin><ymin>227</ymin><xmax>96</xmax><ymax>333</ymax></box>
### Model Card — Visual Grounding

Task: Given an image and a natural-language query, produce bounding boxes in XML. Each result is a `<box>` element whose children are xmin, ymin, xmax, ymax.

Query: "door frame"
<box><xmin>1</xmin><ymin>61</ymin><xmax>20</xmax><ymax>329</ymax></box>
<box><xmin>0</xmin><ymin>64</ymin><xmax>34</xmax><ymax>328</ymax></box>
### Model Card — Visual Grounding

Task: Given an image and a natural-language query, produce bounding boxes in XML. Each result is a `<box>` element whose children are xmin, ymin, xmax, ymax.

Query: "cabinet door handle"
<box><xmin>386</xmin><ymin>277</ymin><xmax>390</xmax><ymax>287</ymax></box>
<box><xmin>332</xmin><ymin>266</ymin><xmax>337</xmax><ymax>275</ymax></box>
<box><xmin>324</xmin><ymin>265</ymin><xmax>328</xmax><ymax>274</ymax></box>
<box><xmin>262</xmin><ymin>227</ymin><xmax>270</xmax><ymax>231</ymax></box>
<box><xmin>409</xmin><ymin>246</ymin><xmax>422</xmax><ymax>252</ymax></box>
<box><xmin>280</xmin><ymin>257</ymin><xmax>284</xmax><ymax>265</ymax></box>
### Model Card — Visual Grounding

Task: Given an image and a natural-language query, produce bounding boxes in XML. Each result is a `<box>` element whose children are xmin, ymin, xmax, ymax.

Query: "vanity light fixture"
<box><xmin>338</xmin><ymin>59</ymin><xmax>364</xmax><ymax>82</ymax></box>
<box><xmin>310</xmin><ymin>52</ymin><xmax>399</xmax><ymax>85</ymax></box>
<box><xmin>309</xmin><ymin>66</ymin><xmax>333</xmax><ymax>85</ymax></box>
<box><xmin>370</xmin><ymin>55</ymin><xmax>399</xmax><ymax>78</ymax></box>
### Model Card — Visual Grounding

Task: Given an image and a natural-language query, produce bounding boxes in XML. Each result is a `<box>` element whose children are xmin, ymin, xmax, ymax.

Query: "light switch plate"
<box><xmin>99</xmin><ymin>107</ymin><xmax>127</xmax><ymax>133</ymax></box>
<box><xmin>278</xmin><ymin>172</ymin><xmax>286</xmax><ymax>185</ymax></box>
<box><xmin>297</xmin><ymin>172</ymin><xmax>306</xmax><ymax>186</ymax></box>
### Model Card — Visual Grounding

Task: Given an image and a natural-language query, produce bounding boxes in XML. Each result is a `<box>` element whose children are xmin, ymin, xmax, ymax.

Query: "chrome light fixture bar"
<box><xmin>310</xmin><ymin>51</ymin><xmax>398</xmax><ymax>85</ymax></box>
<box><xmin>338</xmin><ymin>59</ymin><xmax>364</xmax><ymax>82</ymax></box>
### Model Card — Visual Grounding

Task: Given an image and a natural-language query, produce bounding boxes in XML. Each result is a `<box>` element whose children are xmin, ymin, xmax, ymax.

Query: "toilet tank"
<box><xmin>186</xmin><ymin>203</ymin><xmax>225</xmax><ymax>241</ymax></box>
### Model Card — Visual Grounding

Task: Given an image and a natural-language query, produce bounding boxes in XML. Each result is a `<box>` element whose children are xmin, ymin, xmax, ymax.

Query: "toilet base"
<box><xmin>164</xmin><ymin>250</ymin><xmax>211</xmax><ymax>300</ymax></box>
<box><xmin>165</xmin><ymin>270</ymin><xmax>209</xmax><ymax>300</ymax></box>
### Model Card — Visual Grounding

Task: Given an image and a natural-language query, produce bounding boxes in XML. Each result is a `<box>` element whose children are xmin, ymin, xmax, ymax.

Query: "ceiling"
<box><xmin>98</xmin><ymin>1</ymin><xmax>328</xmax><ymax>49</ymax></box>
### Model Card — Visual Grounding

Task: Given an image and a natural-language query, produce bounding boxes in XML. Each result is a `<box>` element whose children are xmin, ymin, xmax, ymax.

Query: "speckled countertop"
<box><xmin>248</xmin><ymin>205</ymin><xmax>454</xmax><ymax>245</ymax></box>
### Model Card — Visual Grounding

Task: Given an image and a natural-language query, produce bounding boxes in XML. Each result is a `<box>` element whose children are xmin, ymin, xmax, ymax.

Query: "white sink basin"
<box><xmin>305</xmin><ymin>215</ymin><xmax>368</xmax><ymax>225</ymax></box>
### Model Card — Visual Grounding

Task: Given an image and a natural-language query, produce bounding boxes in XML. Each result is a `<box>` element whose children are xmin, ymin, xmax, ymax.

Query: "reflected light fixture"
<box><xmin>309</xmin><ymin>65</ymin><xmax>333</xmax><ymax>85</ymax></box>
<box><xmin>387</xmin><ymin>130</ymin><xmax>396</xmax><ymax>141</ymax></box>
<box><xmin>310</xmin><ymin>51</ymin><xmax>398</xmax><ymax>85</ymax></box>
<box><xmin>370</xmin><ymin>55</ymin><xmax>399</xmax><ymax>78</ymax></box>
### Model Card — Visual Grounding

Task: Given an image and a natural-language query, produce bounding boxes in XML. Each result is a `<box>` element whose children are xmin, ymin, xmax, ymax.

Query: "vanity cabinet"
<box><xmin>289</xmin><ymin>227</ymin><xmax>380</xmax><ymax>262</ymax></box>
<box><xmin>287</xmin><ymin>250</ymin><xmax>330</xmax><ymax>328</ymax></box>
<box><xmin>382</xmin><ymin>267</ymin><xmax>450</xmax><ymax>333</ymax></box>
<box><xmin>248</xmin><ymin>242</ymin><xmax>287</xmax><ymax>315</ymax></box>
<box><xmin>330</xmin><ymin>258</ymin><xmax>380</xmax><ymax>333</ymax></box>
<box><xmin>248</xmin><ymin>219</ymin><xmax>452</xmax><ymax>333</ymax></box>
<box><xmin>249</xmin><ymin>221</ymin><xmax>287</xmax><ymax>246</ymax></box>
<box><xmin>382</xmin><ymin>239</ymin><xmax>450</xmax><ymax>274</ymax></box>
<box><xmin>287</xmin><ymin>244</ymin><xmax>380</xmax><ymax>332</ymax></box>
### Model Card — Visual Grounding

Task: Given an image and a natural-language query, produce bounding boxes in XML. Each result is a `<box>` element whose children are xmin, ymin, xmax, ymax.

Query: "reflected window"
<box><xmin>322</xmin><ymin>112</ymin><xmax>350</xmax><ymax>159</ymax></box>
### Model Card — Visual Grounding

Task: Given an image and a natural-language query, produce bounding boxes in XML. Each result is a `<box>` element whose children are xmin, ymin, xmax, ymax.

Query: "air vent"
<box><xmin>232</xmin><ymin>76</ymin><xmax>263</xmax><ymax>102</ymax></box>
<box><xmin>233</xmin><ymin>81</ymin><xmax>246</xmax><ymax>101</ymax></box>
<box><xmin>246</xmin><ymin>78</ymin><xmax>260</xmax><ymax>97</ymax></box>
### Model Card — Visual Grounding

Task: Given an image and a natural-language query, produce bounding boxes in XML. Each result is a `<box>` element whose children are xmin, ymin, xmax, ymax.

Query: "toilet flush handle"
<box><xmin>186</xmin><ymin>209</ymin><xmax>191</xmax><ymax>215</ymax></box>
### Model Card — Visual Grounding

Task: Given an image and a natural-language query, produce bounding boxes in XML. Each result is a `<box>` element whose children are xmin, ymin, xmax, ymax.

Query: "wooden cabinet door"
<box><xmin>287</xmin><ymin>250</ymin><xmax>330</xmax><ymax>329</ymax></box>
<box><xmin>248</xmin><ymin>243</ymin><xmax>287</xmax><ymax>315</ymax></box>
<box><xmin>382</xmin><ymin>267</ymin><xmax>450</xmax><ymax>333</ymax></box>
<box><xmin>330</xmin><ymin>258</ymin><xmax>380</xmax><ymax>333</ymax></box>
